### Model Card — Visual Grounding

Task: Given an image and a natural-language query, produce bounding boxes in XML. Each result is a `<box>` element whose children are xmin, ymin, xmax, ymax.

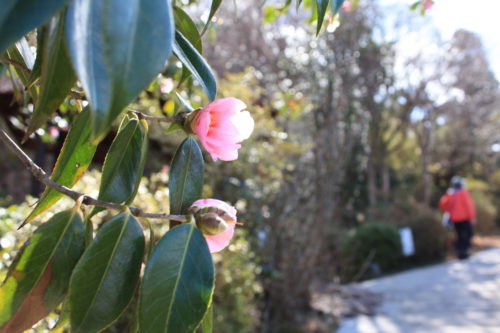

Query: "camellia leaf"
<box><xmin>69</xmin><ymin>213</ymin><xmax>145</xmax><ymax>333</ymax></box>
<box><xmin>0</xmin><ymin>0</ymin><xmax>70</xmax><ymax>54</ymax></box>
<box><xmin>200</xmin><ymin>0</ymin><xmax>223</xmax><ymax>35</ymax></box>
<box><xmin>200</xmin><ymin>304</ymin><xmax>213</xmax><ymax>333</ymax></box>
<box><xmin>23</xmin><ymin>108</ymin><xmax>97</xmax><ymax>225</ymax></box>
<box><xmin>173</xmin><ymin>6</ymin><xmax>203</xmax><ymax>86</ymax></box>
<box><xmin>0</xmin><ymin>209</ymin><xmax>85</xmax><ymax>333</ymax></box>
<box><xmin>315</xmin><ymin>0</ymin><xmax>329</xmax><ymax>35</ymax></box>
<box><xmin>25</xmin><ymin>10</ymin><xmax>77</xmax><ymax>139</ymax></box>
<box><xmin>89</xmin><ymin>117</ymin><xmax>148</xmax><ymax>217</ymax></box>
<box><xmin>139</xmin><ymin>224</ymin><xmax>214</xmax><ymax>333</ymax></box>
<box><xmin>65</xmin><ymin>0</ymin><xmax>174</xmax><ymax>142</ymax></box>
<box><xmin>332</xmin><ymin>0</ymin><xmax>345</xmax><ymax>14</ymax></box>
<box><xmin>169</xmin><ymin>137</ymin><xmax>204</xmax><ymax>214</ymax></box>
<box><xmin>173</xmin><ymin>31</ymin><xmax>217</xmax><ymax>101</ymax></box>
<box><xmin>173</xmin><ymin>7</ymin><xmax>202</xmax><ymax>53</ymax></box>
<box><xmin>26</xmin><ymin>26</ymin><xmax>46</xmax><ymax>86</ymax></box>
<box><xmin>5</xmin><ymin>39</ymin><xmax>38</xmax><ymax>102</ymax></box>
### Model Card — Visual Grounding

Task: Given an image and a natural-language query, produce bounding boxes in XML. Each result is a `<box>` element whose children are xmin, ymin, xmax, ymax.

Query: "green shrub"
<box><xmin>366</xmin><ymin>201</ymin><xmax>449</xmax><ymax>265</ymax></box>
<box><xmin>340</xmin><ymin>223</ymin><xmax>402</xmax><ymax>282</ymax></box>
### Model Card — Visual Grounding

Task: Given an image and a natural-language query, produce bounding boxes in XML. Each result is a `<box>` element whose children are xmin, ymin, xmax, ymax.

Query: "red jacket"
<box><xmin>439</xmin><ymin>189</ymin><xmax>476</xmax><ymax>223</ymax></box>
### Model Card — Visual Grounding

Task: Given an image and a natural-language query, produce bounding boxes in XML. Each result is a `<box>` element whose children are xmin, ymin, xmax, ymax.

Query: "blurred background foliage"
<box><xmin>1</xmin><ymin>0</ymin><xmax>500</xmax><ymax>332</ymax></box>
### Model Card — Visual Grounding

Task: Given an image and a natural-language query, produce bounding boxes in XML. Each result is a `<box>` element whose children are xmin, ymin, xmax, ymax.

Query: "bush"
<box><xmin>340</xmin><ymin>223</ymin><xmax>402</xmax><ymax>282</ymax></box>
<box><xmin>467</xmin><ymin>179</ymin><xmax>498</xmax><ymax>234</ymax></box>
<box><xmin>366</xmin><ymin>201</ymin><xmax>449</xmax><ymax>265</ymax></box>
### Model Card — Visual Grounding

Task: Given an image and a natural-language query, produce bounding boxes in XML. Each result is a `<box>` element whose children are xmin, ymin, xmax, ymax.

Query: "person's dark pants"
<box><xmin>453</xmin><ymin>220</ymin><xmax>473</xmax><ymax>259</ymax></box>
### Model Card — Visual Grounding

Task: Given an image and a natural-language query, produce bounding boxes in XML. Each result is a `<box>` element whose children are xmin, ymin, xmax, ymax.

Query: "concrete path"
<box><xmin>337</xmin><ymin>248</ymin><xmax>500</xmax><ymax>333</ymax></box>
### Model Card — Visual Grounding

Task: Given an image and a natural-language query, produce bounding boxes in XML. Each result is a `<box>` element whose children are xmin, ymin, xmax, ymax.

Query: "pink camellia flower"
<box><xmin>341</xmin><ymin>0</ymin><xmax>352</xmax><ymax>12</ymax></box>
<box><xmin>189</xmin><ymin>97</ymin><xmax>254</xmax><ymax>161</ymax></box>
<box><xmin>189</xmin><ymin>198</ymin><xmax>237</xmax><ymax>253</ymax></box>
<box><xmin>422</xmin><ymin>0</ymin><xmax>434</xmax><ymax>11</ymax></box>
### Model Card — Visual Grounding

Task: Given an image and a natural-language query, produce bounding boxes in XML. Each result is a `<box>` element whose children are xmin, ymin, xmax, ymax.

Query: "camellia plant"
<box><xmin>0</xmin><ymin>0</ymin><xmax>432</xmax><ymax>332</ymax></box>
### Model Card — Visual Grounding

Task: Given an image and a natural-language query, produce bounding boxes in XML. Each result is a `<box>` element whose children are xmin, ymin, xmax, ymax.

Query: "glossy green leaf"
<box><xmin>201</xmin><ymin>0</ymin><xmax>223</xmax><ymax>35</ymax></box>
<box><xmin>26</xmin><ymin>10</ymin><xmax>77</xmax><ymax>139</ymax></box>
<box><xmin>24</xmin><ymin>108</ymin><xmax>97</xmax><ymax>225</ymax></box>
<box><xmin>173</xmin><ymin>31</ymin><xmax>217</xmax><ymax>101</ymax></box>
<box><xmin>0</xmin><ymin>210</ymin><xmax>85</xmax><ymax>333</ymax></box>
<box><xmin>315</xmin><ymin>0</ymin><xmax>329</xmax><ymax>35</ymax></box>
<box><xmin>169</xmin><ymin>137</ymin><xmax>204</xmax><ymax>214</ymax></box>
<box><xmin>332</xmin><ymin>0</ymin><xmax>345</xmax><ymax>14</ymax></box>
<box><xmin>174</xmin><ymin>6</ymin><xmax>203</xmax><ymax>86</ymax></box>
<box><xmin>66</xmin><ymin>0</ymin><xmax>174</xmax><ymax>142</ymax></box>
<box><xmin>200</xmin><ymin>304</ymin><xmax>213</xmax><ymax>333</ymax></box>
<box><xmin>90</xmin><ymin>117</ymin><xmax>148</xmax><ymax>217</ymax></box>
<box><xmin>5</xmin><ymin>39</ymin><xmax>38</xmax><ymax>102</ymax></box>
<box><xmin>0</xmin><ymin>0</ymin><xmax>70</xmax><ymax>54</ymax></box>
<box><xmin>174</xmin><ymin>7</ymin><xmax>202</xmax><ymax>53</ymax></box>
<box><xmin>69</xmin><ymin>213</ymin><xmax>145</xmax><ymax>333</ymax></box>
<box><xmin>139</xmin><ymin>224</ymin><xmax>214</xmax><ymax>333</ymax></box>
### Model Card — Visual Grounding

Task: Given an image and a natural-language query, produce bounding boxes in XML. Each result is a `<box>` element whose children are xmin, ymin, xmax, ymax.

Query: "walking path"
<box><xmin>337</xmin><ymin>248</ymin><xmax>500</xmax><ymax>333</ymax></box>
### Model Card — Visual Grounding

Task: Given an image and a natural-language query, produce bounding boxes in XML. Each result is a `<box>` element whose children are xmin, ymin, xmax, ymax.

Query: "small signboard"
<box><xmin>399</xmin><ymin>227</ymin><xmax>415</xmax><ymax>256</ymax></box>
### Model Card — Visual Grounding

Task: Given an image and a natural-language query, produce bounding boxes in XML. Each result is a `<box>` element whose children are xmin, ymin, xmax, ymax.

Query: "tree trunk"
<box><xmin>367</xmin><ymin>153</ymin><xmax>377</xmax><ymax>205</ymax></box>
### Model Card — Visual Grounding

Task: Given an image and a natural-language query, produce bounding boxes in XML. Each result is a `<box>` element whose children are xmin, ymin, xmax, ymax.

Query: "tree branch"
<box><xmin>0</xmin><ymin>129</ymin><xmax>186</xmax><ymax>223</ymax></box>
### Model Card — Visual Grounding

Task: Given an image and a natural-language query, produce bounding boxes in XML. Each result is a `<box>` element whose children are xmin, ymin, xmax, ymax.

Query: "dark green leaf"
<box><xmin>201</xmin><ymin>0</ymin><xmax>223</xmax><ymax>35</ymax></box>
<box><xmin>24</xmin><ymin>108</ymin><xmax>97</xmax><ymax>224</ymax></box>
<box><xmin>169</xmin><ymin>137</ymin><xmax>204</xmax><ymax>214</ymax></box>
<box><xmin>26</xmin><ymin>10</ymin><xmax>77</xmax><ymax>139</ymax></box>
<box><xmin>69</xmin><ymin>213</ymin><xmax>145</xmax><ymax>333</ymax></box>
<box><xmin>0</xmin><ymin>209</ymin><xmax>85</xmax><ymax>333</ymax></box>
<box><xmin>0</xmin><ymin>0</ymin><xmax>70</xmax><ymax>54</ymax></box>
<box><xmin>173</xmin><ymin>31</ymin><xmax>217</xmax><ymax>101</ymax></box>
<box><xmin>65</xmin><ymin>0</ymin><xmax>174</xmax><ymax>141</ymax></box>
<box><xmin>316</xmin><ymin>0</ymin><xmax>329</xmax><ymax>35</ymax></box>
<box><xmin>90</xmin><ymin>117</ymin><xmax>148</xmax><ymax>217</ymax></box>
<box><xmin>139</xmin><ymin>224</ymin><xmax>214</xmax><ymax>333</ymax></box>
<box><xmin>332</xmin><ymin>0</ymin><xmax>345</xmax><ymax>14</ymax></box>
<box><xmin>173</xmin><ymin>6</ymin><xmax>203</xmax><ymax>86</ymax></box>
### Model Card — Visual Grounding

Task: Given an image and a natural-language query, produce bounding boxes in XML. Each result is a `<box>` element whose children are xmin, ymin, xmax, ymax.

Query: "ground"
<box><xmin>336</xmin><ymin>247</ymin><xmax>500</xmax><ymax>333</ymax></box>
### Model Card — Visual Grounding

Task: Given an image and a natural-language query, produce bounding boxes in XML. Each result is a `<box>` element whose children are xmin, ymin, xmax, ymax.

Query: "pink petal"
<box><xmin>192</xmin><ymin>199</ymin><xmax>237</xmax><ymax>219</ymax></box>
<box><xmin>204</xmin><ymin>223</ymin><xmax>236</xmax><ymax>253</ymax></box>
<box><xmin>204</xmin><ymin>98</ymin><xmax>246</xmax><ymax>118</ymax></box>
<box><xmin>193</xmin><ymin>110</ymin><xmax>211</xmax><ymax>139</ymax></box>
<box><xmin>230</xmin><ymin>111</ymin><xmax>254</xmax><ymax>141</ymax></box>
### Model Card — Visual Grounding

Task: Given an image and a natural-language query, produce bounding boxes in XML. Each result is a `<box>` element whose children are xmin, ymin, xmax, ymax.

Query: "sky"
<box><xmin>428</xmin><ymin>0</ymin><xmax>500</xmax><ymax>80</ymax></box>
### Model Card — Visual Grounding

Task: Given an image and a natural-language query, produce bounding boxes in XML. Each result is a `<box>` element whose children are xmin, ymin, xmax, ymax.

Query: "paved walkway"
<box><xmin>337</xmin><ymin>248</ymin><xmax>500</xmax><ymax>333</ymax></box>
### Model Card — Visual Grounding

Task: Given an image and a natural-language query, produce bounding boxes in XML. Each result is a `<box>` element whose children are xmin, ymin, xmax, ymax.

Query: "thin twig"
<box><xmin>0</xmin><ymin>129</ymin><xmax>186</xmax><ymax>223</ymax></box>
<box><xmin>129</xmin><ymin>110</ymin><xmax>176</xmax><ymax>123</ymax></box>
<box><xmin>0</xmin><ymin>55</ymin><xmax>31</xmax><ymax>74</ymax></box>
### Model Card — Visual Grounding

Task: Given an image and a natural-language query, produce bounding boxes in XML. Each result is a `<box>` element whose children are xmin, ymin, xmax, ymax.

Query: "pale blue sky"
<box><xmin>428</xmin><ymin>0</ymin><xmax>500</xmax><ymax>79</ymax></box>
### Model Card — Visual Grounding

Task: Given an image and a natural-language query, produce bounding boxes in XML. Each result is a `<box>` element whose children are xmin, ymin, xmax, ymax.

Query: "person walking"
<box><xmin>439</xmin><ymin>176</ymin><xmax>477</xmax><ymax>259</ymax></box>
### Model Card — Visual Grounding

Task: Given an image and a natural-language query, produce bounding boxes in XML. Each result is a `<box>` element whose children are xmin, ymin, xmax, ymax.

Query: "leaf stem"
<box><xmin>0</xmin><ymin>129</ymin><xmax>187</xmax><ymax>224</ymax></box>
<box><xmin>129</xmin><ymin>110</ymin><xmax>176</xmax><ymax>123</ymax></box>
<box><xmin>0</xmin><ymin>55</ymin><xmax>31</xmax><ymax>73</ymax></box>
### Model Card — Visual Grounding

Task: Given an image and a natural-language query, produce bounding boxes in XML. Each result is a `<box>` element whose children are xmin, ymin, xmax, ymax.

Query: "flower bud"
<box><xmin>188</xmin><ymin>199</ymin><xmax>238</xmax><ymax>253</ymax></box>
<box><xmin>193</xmin><ymin>210</ymin><xmax>229</xmax><ymax>236</ymax></box>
